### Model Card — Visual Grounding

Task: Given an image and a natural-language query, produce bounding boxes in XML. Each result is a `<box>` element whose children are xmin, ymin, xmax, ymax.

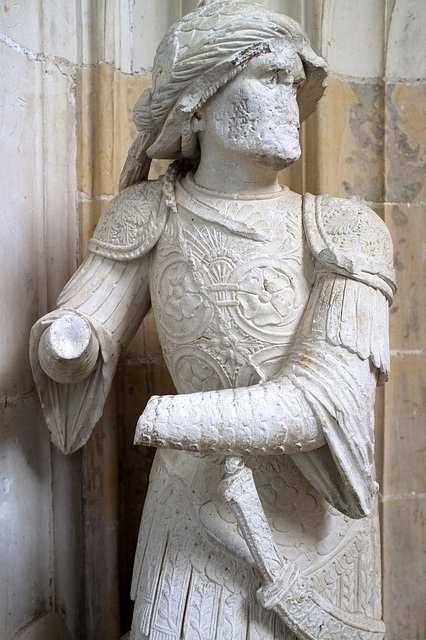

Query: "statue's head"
<box><xmin>120</xmin><ymin>0</ymin><xmax>327</xmax><ymax>189</ymax></box>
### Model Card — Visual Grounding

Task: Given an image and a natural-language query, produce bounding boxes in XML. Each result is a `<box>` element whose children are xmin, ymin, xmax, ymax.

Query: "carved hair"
<box><xmin>119</xmin><ymin>0</ymin><xmax>327</xmax><ymax>191</ymax></box>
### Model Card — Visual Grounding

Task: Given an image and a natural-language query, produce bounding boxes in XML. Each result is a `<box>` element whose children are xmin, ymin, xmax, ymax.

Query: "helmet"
<box><xmin>120</xmin><ymin>0</ymin><xmax>327</xmax><ymax>190</ymax></box>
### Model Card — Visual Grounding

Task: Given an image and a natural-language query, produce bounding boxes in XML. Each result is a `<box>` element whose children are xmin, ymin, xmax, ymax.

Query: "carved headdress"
<box><xmin>119</xmin><ymin>0</ymin><xmax>327</xmax><ymax>190</ymax></box>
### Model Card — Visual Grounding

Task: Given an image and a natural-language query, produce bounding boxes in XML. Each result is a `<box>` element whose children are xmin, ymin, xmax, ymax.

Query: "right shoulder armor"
<box><xmin>89</xmin><ymin>178</ymin><xmax>168</xmax><ymax>261</ymax></box>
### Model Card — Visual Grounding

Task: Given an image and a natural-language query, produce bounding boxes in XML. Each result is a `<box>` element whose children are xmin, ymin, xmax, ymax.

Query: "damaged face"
<box><xmin>193</xmin><ymin>41</ymin><xmax>306</xmax><ymax>170</ymax></box>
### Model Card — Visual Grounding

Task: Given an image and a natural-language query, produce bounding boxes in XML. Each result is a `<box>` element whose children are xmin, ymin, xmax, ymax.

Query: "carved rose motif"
<box><xmin>160</xmin><ymin>263</ymin><xmax>203</xmax><ymax>323</ymax></box>
<box><xmin>236</xmin><ymin>266</ymin><xmax>295</xmax><ymax>328</ymax></box>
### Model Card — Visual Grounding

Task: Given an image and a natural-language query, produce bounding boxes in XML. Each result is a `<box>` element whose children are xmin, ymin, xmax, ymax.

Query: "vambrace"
<box><xmin>135</xmin><ymin>373</ymin><xmax>326</xmax><ymax>455</ymax></box>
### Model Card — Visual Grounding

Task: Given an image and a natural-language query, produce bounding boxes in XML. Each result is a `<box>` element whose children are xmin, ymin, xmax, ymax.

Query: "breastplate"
<box><xmin>149</xmin><ymin>175</ymin><xmax>314</xmax><ymax>393</ymax></box>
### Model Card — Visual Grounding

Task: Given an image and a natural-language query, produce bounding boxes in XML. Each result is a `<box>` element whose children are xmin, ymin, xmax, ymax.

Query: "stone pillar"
<box><xmin>0</xmin><ymin>1</ymin><xmax>83</xmax><ymax>638</ymax></box>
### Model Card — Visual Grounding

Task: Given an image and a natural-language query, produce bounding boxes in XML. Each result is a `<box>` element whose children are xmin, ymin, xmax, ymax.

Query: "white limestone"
<box><xmin>386</xmin><ymin>0</ymin><xmax>426</xmax><ymax>80</ymax></box>
<box><xmin>321</xmin><ymin>0</ymin><xmax>385</xmax><ymax>78</ymax></box>
<box><xmin>0</xmin><ymin>2</ymin><xmax>80</xmax><ymax>637</ymax></box>
<box><xmin>30</xmin><ymin>1</ymin><xmax>396</xmax><ymax>639</ymax></box>
<box><xmin>38</xmin><ymin>314</ymin><xmax>100</xmax><ymax>384</ymax></box>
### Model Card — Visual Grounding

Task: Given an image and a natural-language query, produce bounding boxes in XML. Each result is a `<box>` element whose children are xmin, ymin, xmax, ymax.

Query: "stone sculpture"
<box><xmin>30</xmin><ymin>1</ymin><xmax>396</xmax><ymax>638</ymax></box>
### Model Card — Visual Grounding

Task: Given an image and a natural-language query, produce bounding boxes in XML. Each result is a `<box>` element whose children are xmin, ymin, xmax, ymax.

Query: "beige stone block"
<box><xmin>78</xmin><ymin>64</ymin><xmax>116</xmax><ymax>196</ymax></box>
<box><xmin>385</xmin><ymin>82</ymin><xmax>426</xmax><ymax>203</ymax></box>
<box><xmin>78</xmin><ymin>67</ymin><xmax>157</xmax><ymax>196</ymax></box>
<box><xmin>77</xmin><ymin>73</ymin><xmax>155</xmax><ymax>258</ymax></box>
<box><xmin>383</xmin><ymin>354</ymin><xmax>426</xmax><ymax>497</ymax></box>
<box><xmin>112</xmin><ymin>72</ymin><xmax>152</xmax><ymax>183</ymax></box>
<box><xmin>384</xmin><ymin>203</ymin><xmax>426</xmax><ymax>350</ymax></box>
<box><xmin>381</xmin><ymin>497</ymin><xmax>426</xmax><ymax>640</ymax></box>
<box><xmin>314</xmin><ymin>76</ymin><xmax>385</xmax><ymax>201</ymax></box>
<box><xmin>112</xmin><ymin>72</ymin><xmax>176</xmax><ymax>182</ymax></box>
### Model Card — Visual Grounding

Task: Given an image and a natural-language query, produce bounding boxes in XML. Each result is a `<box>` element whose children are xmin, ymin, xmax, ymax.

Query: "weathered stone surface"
<box><xmin>384</xmin><ymin>203</ymin><xmax>426</xmax><ymax>351</ymax></box>
<box><xmin>386</xmin><ymin>0</ymin><xmax>426</xmax><ymax>81</ymax></box>
<box><xmin>385</xmin><ymin>83</ymin><xmax>426</xmax><ymax>204</ymax></box>
<box><xmin>78</xmin><ymin>64</ymin><xmax>116</xmax><ymax>197</ymax></box>
<box><xmin>1</xmin><ymin>2</ymin><xmax>83</xmax><ymax>637</ymax></box>
<box><xmin>383</xmin><ymin>354</ymin><xmax>426</xmax><ymax>497</ymax></box>
<box><xmin>321</xmin><ymin>0</ymin><xmax>385</xmax><ymax>78</ymax></box>
<box><xmin>315</xmin><ymin>76</ymin><xmax>385</xmax><ymax>201</ymax></box>
<box><xmin>78</xmin><ymin>67</ymin><xmax>151</xmax><ymax>195</ymax></box>
<box><xmin>0</xmin><ymin>401</ymin><xmax>52</xmax><ymax>639</ymax></box>
<box><xmin>112</xmin><ymin>73</ymin><xmax>154</xmax><ymax>184</ymax></box>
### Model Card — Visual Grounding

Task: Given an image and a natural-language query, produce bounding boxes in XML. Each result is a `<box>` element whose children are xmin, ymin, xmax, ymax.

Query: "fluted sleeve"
<box><xmin>30</xmin><ymin>252</ymin><xmax>150</xmax><ymax>453</ymax></box>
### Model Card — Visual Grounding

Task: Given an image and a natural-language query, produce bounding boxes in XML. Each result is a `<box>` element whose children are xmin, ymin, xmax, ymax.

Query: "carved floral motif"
<box><xmin>236</xmin><ymin>266</ymin><xmax>296</xmax><ymax>328</ymax></box>
<box><xmin>160</xmin><ymin>262</ymin><xmax>204</xmax><ymax>323</ymax></box>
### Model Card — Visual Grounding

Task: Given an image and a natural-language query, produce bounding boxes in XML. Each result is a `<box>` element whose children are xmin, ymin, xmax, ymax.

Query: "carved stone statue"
<box><xmin>30</xmin><ymin>2</ymin><xmax>396</xmax><ymax>639</ymax></box>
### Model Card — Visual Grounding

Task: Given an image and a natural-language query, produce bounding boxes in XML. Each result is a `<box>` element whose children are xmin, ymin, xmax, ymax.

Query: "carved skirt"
<box><xmin>129</xmin><ymin>450</ymin><xmax>382</xmax><ymax>640</ymax></box>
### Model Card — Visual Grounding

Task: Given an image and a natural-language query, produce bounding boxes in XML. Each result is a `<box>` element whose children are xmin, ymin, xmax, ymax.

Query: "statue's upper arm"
<box><xmin>303</xmin><ymin>194</ymin><xmax>396</xmax><ymax>302</ymax></box>
<box><xmin>302</xmin><ymin>195</ymin><xmax>396</xmax><ymax>383</ymax></box>
<box><xmin>57</xmin><ymin>177</ymin><xmax>170</xmax><ymax>334</ymax></box>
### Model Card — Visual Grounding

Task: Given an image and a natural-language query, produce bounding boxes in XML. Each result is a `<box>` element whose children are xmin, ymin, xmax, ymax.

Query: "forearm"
<box><xmin>135</xmin><ymin>273</ymin><xmax>382</xmax><ymax>462</ymax></box>
<box><xmin>135</xmin><ymin>335</ymin><xmax>377</xmax><ymax>457</ymax></box>
<box><xmin>135</xmin><ymin>375</ymin><xmax>326</xmax><ymax>455</ymax></box>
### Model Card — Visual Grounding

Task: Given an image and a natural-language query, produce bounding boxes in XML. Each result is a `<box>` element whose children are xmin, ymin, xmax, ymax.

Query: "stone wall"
<box><xmin>0</xmin><ymin>2</ymin><xmax>84</xmax><ymax>638</ymax></box>
<box><xmin>1</xmin><ymin>1</ymin><xmax>425</xmax><ymax>639</ymax></box>
<box><xmin>314</xmin><ymin>4</ymin><xmax>426</xmax><ymax>637</ymax></box>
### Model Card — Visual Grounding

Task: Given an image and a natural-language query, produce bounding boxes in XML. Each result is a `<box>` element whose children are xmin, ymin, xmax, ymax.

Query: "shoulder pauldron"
<box><xmin>89</xmin><ymin>178</ymin><xmax>167</xmax><ymax>261</ymax></box>
<box><xmin>303</xmin><ymin>194</ymin><xmax>396</xmax><ymax>301</ymax></box>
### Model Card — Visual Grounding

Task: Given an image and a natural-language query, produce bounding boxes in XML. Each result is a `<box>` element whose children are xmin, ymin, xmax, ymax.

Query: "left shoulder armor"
<box><xmin>303</xmin><ymin>194</ymin><xmax>396</xmax><ymax>301</ymax></box>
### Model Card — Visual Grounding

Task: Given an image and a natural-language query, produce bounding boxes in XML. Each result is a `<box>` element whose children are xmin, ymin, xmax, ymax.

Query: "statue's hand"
<box><xmin>38</xmin><ymin>313</ymin><xmax>99</xmax><ymax>384</ymax></box>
